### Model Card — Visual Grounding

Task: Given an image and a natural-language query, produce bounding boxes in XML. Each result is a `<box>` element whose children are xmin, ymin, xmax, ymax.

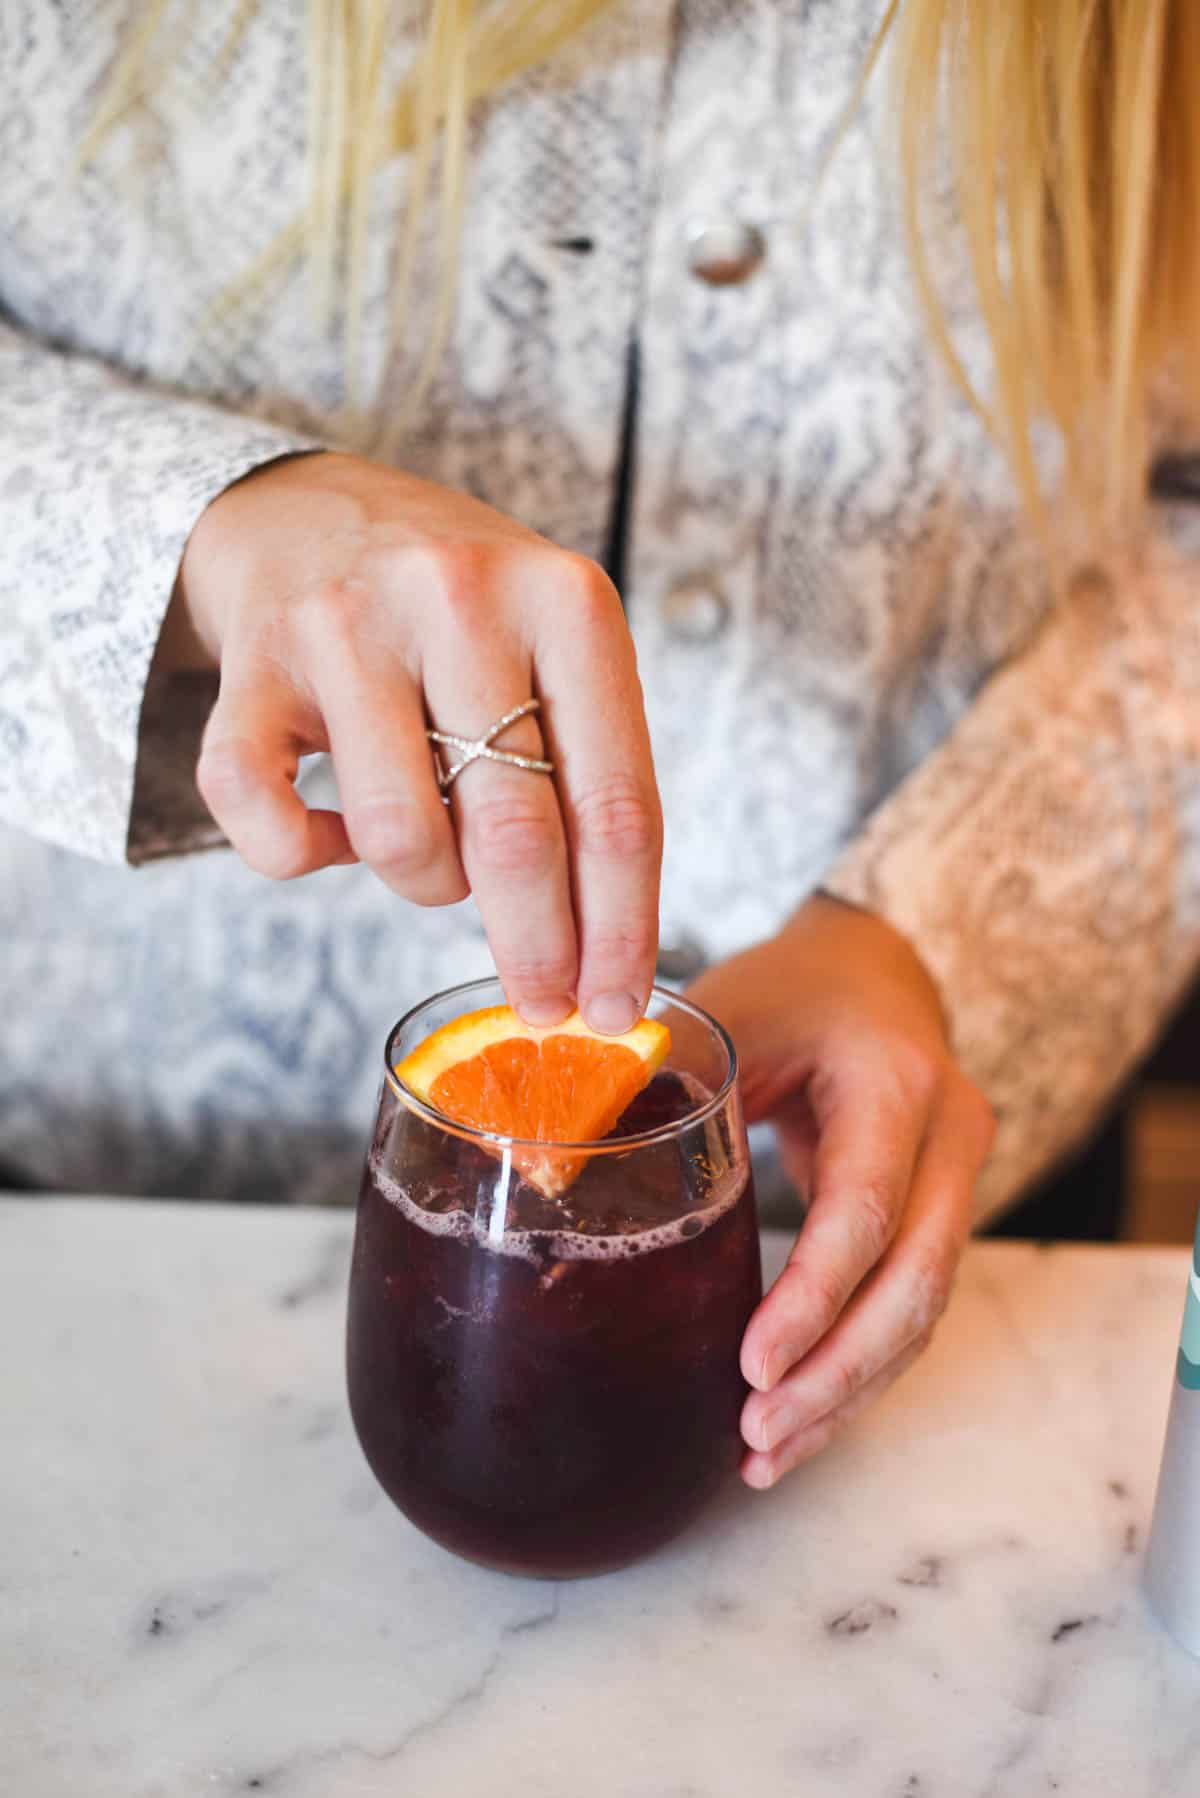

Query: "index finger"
<box><xmin>740</xmin><ymin>1065</ymin><xmax>930</xmax><ymax>1392</ymax></box>
<box><xmin>197</xmin><ymin>668</ymin><xmax>355</xmax><ymax>879</ymax></box>
<box><xmin>530</xmin><ymin>558</ymin><xmax>663</xmax><ymax>1036</ymax></box>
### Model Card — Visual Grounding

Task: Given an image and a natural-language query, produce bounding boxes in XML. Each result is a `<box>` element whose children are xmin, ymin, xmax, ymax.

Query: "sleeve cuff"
<box><xmin>0</xmin><ymin>321</ymin><xmax>322</xmax><ymax>862</ymax></box>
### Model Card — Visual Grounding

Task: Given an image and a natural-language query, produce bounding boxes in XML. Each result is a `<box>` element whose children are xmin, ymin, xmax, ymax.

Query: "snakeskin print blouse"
<box><xmin>3</xmin><ymin>0</ymin><xmax>1199</xmax><ymax>1211</ymax></box>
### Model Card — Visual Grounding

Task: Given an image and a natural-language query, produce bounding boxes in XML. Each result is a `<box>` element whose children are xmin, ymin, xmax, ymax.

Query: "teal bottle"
<box><xmin>1144</xmin><ymin>1209</ymin><xmax>1200</xmax><ymax>1655</ymax></box>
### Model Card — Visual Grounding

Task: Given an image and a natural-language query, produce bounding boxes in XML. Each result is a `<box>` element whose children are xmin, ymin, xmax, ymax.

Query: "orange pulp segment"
<box><xmin>394</xmin><ymin>1005</ymin><xmax>672</xmax><ymax>1197</ymax></box>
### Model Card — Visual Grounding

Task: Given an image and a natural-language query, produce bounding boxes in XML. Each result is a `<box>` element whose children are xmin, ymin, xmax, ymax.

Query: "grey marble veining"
<box><xmin>2</xmin><ymin>1198</ymin><xmax>1199</xmax><ymax>1797</ymax></box>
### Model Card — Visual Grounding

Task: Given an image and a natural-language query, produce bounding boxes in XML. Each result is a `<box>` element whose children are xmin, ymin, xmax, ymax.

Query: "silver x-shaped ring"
<box><xmin>426</xmin><ymin>697</ymin><xmax>554</xmax><ymax>801</ymax></box>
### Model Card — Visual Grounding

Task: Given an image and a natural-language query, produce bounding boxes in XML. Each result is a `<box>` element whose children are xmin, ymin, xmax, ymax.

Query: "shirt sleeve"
<box><xmin>0</xmin><ymin>318</ymin><xmax>322</xmax><ymax>865</ymax></box>
<box><xmin>820</xmin><ymin>532</ymin><xmax>1200</xmax><ymax>1222</ymax></box>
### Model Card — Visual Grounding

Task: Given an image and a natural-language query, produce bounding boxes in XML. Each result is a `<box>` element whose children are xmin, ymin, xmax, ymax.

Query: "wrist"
<box><xmin>785</xmin><ymin>891</ymin><xmax>951</xmax><ymax>1042</ymax></box>
<box><xmin>175</xmin><ymin>449</ymin><xmax>334</xmax><ymax>663</ymax></box>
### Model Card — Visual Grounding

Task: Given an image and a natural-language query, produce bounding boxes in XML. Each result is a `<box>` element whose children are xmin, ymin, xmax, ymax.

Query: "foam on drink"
<box><xmin>368</xmin><ymin>1150</ymin><xmax>745</xmax><ymax>1265</ymax></box>
<box><xmin>369</xmin><ymin>1068</ymin><xmax>745</xmax><ymax>1265</ymax></box>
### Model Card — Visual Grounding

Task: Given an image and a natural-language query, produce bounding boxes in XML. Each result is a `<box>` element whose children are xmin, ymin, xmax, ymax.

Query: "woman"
<box><xmin>3</xmin><ymin>1</ymin><xmax>1197</xmax><ymax>1489</ymax></box>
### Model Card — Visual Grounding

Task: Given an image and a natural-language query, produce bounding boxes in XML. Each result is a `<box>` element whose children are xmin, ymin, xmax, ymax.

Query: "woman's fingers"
<box><xmin>197</xmin><ymin>669</ymin><xmax>354</xmax><ymax>877</ymax></box>
<box><xmin>304</xmin><ymin>621</ymin><xmax>468</xmax><ymax>907</ymax></box>
<box><xmin>180</xmin><ymin>456</ymin><xmax>665</xmax><ymax>1000</ymax></box>
<box><xmin>529</xmin><ymin>556</ymin><xmax>663</xmax><ymax>1034</ymax></box>
<box><xmin>190</xmin><ymin>461</ymin><xmax>663</xmax><ymax>1024</ymax></box>
<box><xmin>740</xmin><ymin>1077</ymin><xmax>994</xmax><ymax>1485</ymax></box>
<box><xmin>446</xmin><ymin>704</ymin><xmax>579</xmax><ymax>1026</ymax></box>
<box><xmin>420</xmin><ymin>605</ymin><xmax>578</xmax><ymax>1026</ymax></box>
<box><xmin>739</xmin><ymin>1052</ymin><xmax>933</xmax><ymax>1394</ymax></box>
<box><xmin>741</xmin><ymin>1331</ymin><xmax>934</xmax><ymax>1490</ymax></box>
<box><xmin>415</xmin><ymin>545</ymin><xmax>661</xmax><ymax>1032</ymax></box>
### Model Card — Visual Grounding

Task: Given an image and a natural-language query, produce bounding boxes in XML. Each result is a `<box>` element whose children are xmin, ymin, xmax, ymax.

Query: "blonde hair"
<box><xmin>88</xmin><ymin>1</ymin><xmax>1196</xmax><ymax>534</ymax></box>
<box><xmin>892</xmin><ymin>0</ymin><xmax>1200</xmax><ymax>539</ymax></box>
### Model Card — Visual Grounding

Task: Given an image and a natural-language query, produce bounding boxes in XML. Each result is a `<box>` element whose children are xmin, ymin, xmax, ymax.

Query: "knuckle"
<box><xmin>465</xmin><ymin>792</ymin><xmax>560</xmax><ymax>876</ymax></box>
<box><xmin>294</xmin><ymin>574</ymin><xmax>370</xmax><ymax>647</ymax></box>
<box><xmin>905</xmin><ymin>1245</ymin><xmax>956</xmax><ymax>1335</ymax></box>
<box><xmin>851</xmin><ymin>1181</ymin><xmax>897</xmax><ymax>1265</ymax></box>
<box><xmin>826</xmin><ymin>1354</ymin><xmax>866</xmax><ymax>1414</ymax></box>
<box><xmin>228</xmin><ymin>812</ymin><xmax>309</xmax><ymax>881</ymax></box>
<box><xmin>584</xmin><ymin>915</ymin><xmax>659</xmax><ymax>974</ymax></box>
<box><xmin>888</xmin><ymin>1041</ymin><xmax>942</xmax><ymax>1109</ymax></box>
<box><xmin>348</xmin><ymin>799</ymin><xmax>439</xmax><ymax>881</ymax></box>
<box><xmin>563</xmin><ymin>552</ymin><xmax>621</xmax><ymax>617</ymax></box>
<box><xmin>503</xmin><ymin>952</ymin><xmax>578</xmax><ymax>1003</ymax></box>
<box><xmin>528</xmin><ymin>545</ymin><xmax>619</xmax><ymax>614</ymax></box>
<box><xmin>245</xmin><ymin>835</ymin><xmax>309</xmax><ymax>882</ymax></box>
<box><xmin>573</xmin><ymin>775</ymin><xmax>660</xmax><ymax>863</ymax></box>
<box><xmin>415</xmin><ymin>542</ymin><xmax>500</xmax><ymax>627</ymax></box>
<box><xmin>804</xmin><ymin>1260</ymin><xmax>853</xmax><ymax>1334</ymax></box>
<box><xmin>196</xmin><ymin>736</ymin><xmax>259</xmax><ymax>815</ymax></box>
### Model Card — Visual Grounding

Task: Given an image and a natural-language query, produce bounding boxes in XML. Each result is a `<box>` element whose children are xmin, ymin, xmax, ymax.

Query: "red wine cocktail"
<box><xmin>346</xmin><ymin>980</ymin><xmax>761</xmax><ymax>1578</ymax></box>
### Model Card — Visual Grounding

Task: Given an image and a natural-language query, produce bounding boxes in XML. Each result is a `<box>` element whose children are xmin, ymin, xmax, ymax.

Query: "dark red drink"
<box><xmin>346</xmin><ymin>984</ymin><xmax>762</xmax><ymax>1578</ymax></box>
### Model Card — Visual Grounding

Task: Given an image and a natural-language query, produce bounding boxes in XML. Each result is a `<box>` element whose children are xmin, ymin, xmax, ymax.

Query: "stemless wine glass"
<box><xmin>346</xmin><ymin>978</ymin><xmax>762</xmax><ymax>1579</ymax></box>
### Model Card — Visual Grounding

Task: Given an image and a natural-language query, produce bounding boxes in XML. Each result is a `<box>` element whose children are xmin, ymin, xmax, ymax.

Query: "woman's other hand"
<box><xmin>176</xmin><ymin>452</ymin><xmax>662</xmax><ymax>1033</ymax></box>
<box><xmin>688</xmin><ymin>895</ymin><xmax>995</xmax><ymax>1488</ymax></box>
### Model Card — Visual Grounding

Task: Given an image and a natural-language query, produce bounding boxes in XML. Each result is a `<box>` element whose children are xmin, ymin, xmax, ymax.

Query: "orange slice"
<box><xmin>395</xmin><ymin>1005</ymin><xmax>671</xmax><ymax>1198</ymax></box>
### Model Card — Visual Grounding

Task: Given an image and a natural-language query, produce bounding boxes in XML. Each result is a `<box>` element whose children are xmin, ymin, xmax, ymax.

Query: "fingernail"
<box><xmin>759</xmin><ymin>1405</ymin><xmax>797</xmax><ymax>1454</ymax></box>
<box><xmin>519</xmin><ymin>996</ymin><xmax>575</xmax><ymax>1027</ymax></box>
<box><xmin>584</xmin><ymin>992</ymin><xmax>639</xmax><ymax>1036</ymax></box>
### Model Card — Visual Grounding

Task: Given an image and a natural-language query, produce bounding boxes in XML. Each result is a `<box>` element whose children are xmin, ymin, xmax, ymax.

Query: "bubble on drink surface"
<box><xmin>369</xmin><ymin>1157</ymin><xmax>745</xmax><ymax>1266</ymax></box>
<box><xmin>369</xmin><ymin>1072</ymin><xmax>747</xmax><ymax>1267</ymax></box>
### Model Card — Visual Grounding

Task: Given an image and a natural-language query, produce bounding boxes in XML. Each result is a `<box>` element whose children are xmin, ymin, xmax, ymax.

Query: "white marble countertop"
<box><xmin>3</xmin><ymin>1197</ymin><xmax>1199</xmax><ymax>1797</ymax></box>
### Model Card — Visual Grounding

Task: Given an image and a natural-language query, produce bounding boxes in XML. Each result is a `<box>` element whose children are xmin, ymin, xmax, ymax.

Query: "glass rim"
<box><xmin>383</xmin><ymin>977</ymin><xmax>738</xmax><ymax>1154</ymax></box>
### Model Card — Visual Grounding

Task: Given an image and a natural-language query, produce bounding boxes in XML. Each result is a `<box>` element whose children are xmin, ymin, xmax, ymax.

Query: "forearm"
<box><xmin>820</xmin><ymin>553</ymin><xmax>1200</xmax><ymax>1219</ymax></box>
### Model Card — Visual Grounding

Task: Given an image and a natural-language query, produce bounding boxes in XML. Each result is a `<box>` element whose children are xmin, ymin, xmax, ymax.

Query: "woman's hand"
<box><xmin>688</xmin><ymin>895</ymin><xmax>994</xmax><ymax>1489</ymax></box>
<box><xmin>176</xmin><ymin>451</ymin><xmax>662</xmax><ymax>1033</ymax></box>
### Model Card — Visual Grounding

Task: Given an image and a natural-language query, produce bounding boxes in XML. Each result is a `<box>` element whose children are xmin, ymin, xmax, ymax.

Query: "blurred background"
<box><xmin>989</xmin><ymin>980</ymin><xmax>1200</xmax><ymax>1246</ymax></box>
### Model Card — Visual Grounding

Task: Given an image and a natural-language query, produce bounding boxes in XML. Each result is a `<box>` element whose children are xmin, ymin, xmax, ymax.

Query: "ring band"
<box><xmin>427</xmin><ymin>697</ymin><xmax>554</xmax><ymax>799</ymax></box>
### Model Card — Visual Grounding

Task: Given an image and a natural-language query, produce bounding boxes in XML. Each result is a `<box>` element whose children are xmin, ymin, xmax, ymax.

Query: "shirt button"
<box><xmin>687</xmin><ymin>218</ymin><xmax>767</xmax><ymax>286</ymax></box>
<box><xmin>656</xmin><ymin>934</ymin><xmax>708</xmax><ymax>983</ymax></box>
<box><xmin>662</xmin><ymin>574</ymin><xmax>731</xmax><ymax>644</ymax></box>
